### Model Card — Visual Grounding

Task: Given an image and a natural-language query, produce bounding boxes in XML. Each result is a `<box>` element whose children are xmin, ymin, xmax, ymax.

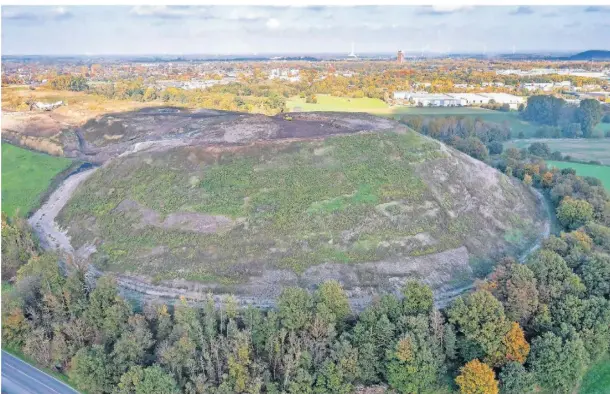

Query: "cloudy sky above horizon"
<box><xmin>2</xmin><ymin>5</ymin><xmax>610</xmax><ymax>55</ymax></box>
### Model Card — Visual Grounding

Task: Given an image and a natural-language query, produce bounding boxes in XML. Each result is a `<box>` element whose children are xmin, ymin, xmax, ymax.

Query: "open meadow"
<box><xmin>546</xmin><ymin>160</ymin><xmax>610</xmax><ymax>191</ymax></box>
<box><xmin>505</xmin><ymin>138</ymin><xmax>610</xmax><ymax>165</ymax></box>
<box><xmin>1</xmin><ymin>143</ymin><xmax>73</xmax><ymax>217</ymax></box>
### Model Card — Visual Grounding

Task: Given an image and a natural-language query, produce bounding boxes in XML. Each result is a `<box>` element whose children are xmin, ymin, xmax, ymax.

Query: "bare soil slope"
<box><xmin>53</xmin><ymin>108</ymin><xmax>546</xmax><ymax>304</ymax></box>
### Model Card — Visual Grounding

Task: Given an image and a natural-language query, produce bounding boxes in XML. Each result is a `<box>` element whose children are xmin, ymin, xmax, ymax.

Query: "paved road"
<box><xmin>1</xmin><ymin>351</ymin><xmax>80</xmax><ymax>394</ymax></box>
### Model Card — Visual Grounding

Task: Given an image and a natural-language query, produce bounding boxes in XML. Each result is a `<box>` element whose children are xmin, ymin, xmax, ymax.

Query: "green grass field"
<box><xmin>287</xmin><ymin>95</ymin><xmax>389</xmax><ymax>112</ymax></box>
<box><xmin>579</xmin><ymin>355</ymin><xmax>610</xmax><ymax>394</ymax></box>
<box><xmin>1</xmin><ymin>143</ymin><xmax>73</xmax><ymax>217</ymax></box>
<box><xmin>286</xmin><ymin>95</ymin><xmax>538</xmax><ymax>138</ymax></box>
<box><xmin>546</xmin><ymin>161</ymin><xmax>610</xmax><ymax>191</ymax></box>
<box><xmin>504</xmin><ymin>138</ymin><xmax>610</xmax><ymax>165</ymax></box>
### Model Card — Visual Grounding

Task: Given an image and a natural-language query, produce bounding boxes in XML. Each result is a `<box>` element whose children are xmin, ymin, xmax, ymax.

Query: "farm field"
<box><xmin>505</xmin><ymin>138</ymin><xmax>610</xmax><ymax>165</ymax></box>
<box><xmin>546</xmin><ymin>161</ymin><xmax>610</xmax><ymax>191</ymax></box>
<box><xmin>579</xmin><ymin>356</ymin><xmax>610</xmax><ymax>394</ymax></box>
<box><xmin>1</xmin><ymin>143</ymin><xmax>73</xmax><ymax>217</ymax></box>
<box><xmin>287</xmin><ymin>95</ymin><xmax>538</xmax><ymax>138</ymax></box>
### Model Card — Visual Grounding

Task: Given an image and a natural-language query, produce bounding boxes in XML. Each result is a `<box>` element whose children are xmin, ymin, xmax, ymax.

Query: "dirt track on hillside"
<box><xmin>28</xmin><ymin>168</ymin><xmax>97</xmax><ymax>252</ymax></box>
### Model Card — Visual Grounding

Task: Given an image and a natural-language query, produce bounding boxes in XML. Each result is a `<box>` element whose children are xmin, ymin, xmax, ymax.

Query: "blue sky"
<box><xmin>2</xmin><ymin>5</ymin><xmax>610</xmax><ymax>55</ymax></box>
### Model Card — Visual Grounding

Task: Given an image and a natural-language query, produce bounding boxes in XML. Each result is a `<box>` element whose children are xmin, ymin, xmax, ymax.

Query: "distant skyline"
<box><xmin>2</xmin><ymin>5</ymin><xmax>610</xmax><ymax>55</ymax></box>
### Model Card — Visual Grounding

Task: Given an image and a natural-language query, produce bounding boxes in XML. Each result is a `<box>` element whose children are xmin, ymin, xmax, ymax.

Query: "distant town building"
<box><xmin>393</xmin><ymin>92</ymin><xmax>525</xmax><ymax>109</ymax></box>
<box><xmin>397</xmin><ymin>50</ymin><xmax>404</xmax><ymax>64</ymax></box>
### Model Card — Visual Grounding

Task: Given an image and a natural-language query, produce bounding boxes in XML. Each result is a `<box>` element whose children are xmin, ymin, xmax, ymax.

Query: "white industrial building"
<box><xmin>393</xmin><ymin>92</ymin><xmax>525</xmax><ymax>109</ymax></box>
<box><xmin>393</xmin><ymin>92</ymin><xmax>461</xmax><ymax>107</ymax></box>
<box><xmin>447</xmin><ymin>93</ymin><xmax>491</xmax><ymax>105</ymax></box>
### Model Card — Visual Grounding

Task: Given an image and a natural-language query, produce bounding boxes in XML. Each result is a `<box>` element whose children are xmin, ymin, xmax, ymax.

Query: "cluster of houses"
<box><xmin>392</xmin><ymin>92</ymin><xmax>526</xmax><ymax>109</ymax></box>
<box><xmin>269</xmin><ymin>68</ymin><xmax>301</xmax><ymax>82</ymax></box>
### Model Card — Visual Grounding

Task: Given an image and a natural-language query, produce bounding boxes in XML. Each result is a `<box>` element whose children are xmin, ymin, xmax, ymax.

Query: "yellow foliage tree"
<box><xmin>542</xmin><ymin>171</ymin><xmax>553</xmax><ymax>188</ymax></box>
<box><xmin>523</xmin><ymin>174</ymin><xmax>533</xmax><ymax>186</ymax></box>
<box><xmin>502</xmin><ymin>322</ymin><xmax>530</xmax><ymax>364</ymax></box>
<box><xmin>455</xmin><ymin>359</ymin><xmax>499</xmax><ymax>394</ymax></box>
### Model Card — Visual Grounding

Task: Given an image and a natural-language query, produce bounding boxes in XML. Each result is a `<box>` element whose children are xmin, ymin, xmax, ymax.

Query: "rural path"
<box><xmin>1</xmin><ymin>351</ymin><xmax>80</xmax><ymax>394</ymax></box>
<box><xmin>28</xmin><ymin>168</ymin><xmax>97</xmax><ymax>253</ymax></box>
<box><xmin>434</xmin><ymin>187</ymin><xmax>552</xmax><ymax>307</ymax></box>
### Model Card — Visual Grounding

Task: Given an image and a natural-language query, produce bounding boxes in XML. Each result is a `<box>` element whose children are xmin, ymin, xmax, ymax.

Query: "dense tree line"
<box><xmin>402</xmin><ymin>116</ymin><xmax>511</xmax><ymax>161</ymax></box>
<box><xmin>48</xmin><ymin>75</ymin><xmax>89</xmax><ymax>92</ymax></box>
<box><xmin>522</xmin><ymin>95</ymin><xmax>606</xmax><ymax>138</ymax></box>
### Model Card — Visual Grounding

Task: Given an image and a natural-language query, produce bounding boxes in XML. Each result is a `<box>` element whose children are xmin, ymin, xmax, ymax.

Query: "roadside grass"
<box><xmin>1</xmin><ymin>346</ymin><xmax>83</xmax><ymax>393</ymax></box>
<box><xmin>1</xmin><ymin>143</ymin><xmax>73</xmax><ymax>217</ymax></box>
<box><xmin>579</xmin><ymin>354</ymin><xmax>610</xmax><ymax>394</ymax></box>
<box><xmin>504</xmin><ymin>138</ymin><xmax>610</xmax><ymax>165</ymax></box>
<box><xmin>545</xmin><ymin>161</ymin><xmax>610</xmax><ymax>191</ymax></box>
<box><xmin>59</xmin><ymin>130</ymin><xmax>486</xmax><ymax>281</ymax></box>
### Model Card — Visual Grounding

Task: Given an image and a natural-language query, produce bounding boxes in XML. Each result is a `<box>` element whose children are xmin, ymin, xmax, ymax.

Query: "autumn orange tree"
<box><xmin>502</xmin><ymin>322</ymin><xmax>530</xmax><ymax>364</ymax></box>
<box><xmin>455</xmin><ymin>359</ymin><xmax>499</xmax><ymax>394</ymax></box>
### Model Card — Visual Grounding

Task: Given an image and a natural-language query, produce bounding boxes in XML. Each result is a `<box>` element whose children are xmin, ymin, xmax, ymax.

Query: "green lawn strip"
<box><xmin>1</xmin><ymin>345</ymin><xmax>84</xmax><ymax>393</ymax></box>
<box><xmin>504</xmin><ymin>138</ymin><xmax>610</xmax><ymax>165</ymax></box>
<box><xmin>546</xmin><ymin>161</ymin><xmax>610</xmax><ymax>192</ymax></box>
<box><xmin>1</xmin><ymin>143</ymin><xmax>73</xmax><ymax>217</ymax></box>
<box><xmin>579</xmin><ymin>354</ymin><xmax>610</xmax><ymax>394</ymax></box>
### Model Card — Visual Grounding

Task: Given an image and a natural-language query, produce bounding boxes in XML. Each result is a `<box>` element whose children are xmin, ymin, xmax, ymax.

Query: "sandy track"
<box><xmin>28</xmin><ymin>168</ymin><xmax>97</xmax><ymax>252</ymax></box>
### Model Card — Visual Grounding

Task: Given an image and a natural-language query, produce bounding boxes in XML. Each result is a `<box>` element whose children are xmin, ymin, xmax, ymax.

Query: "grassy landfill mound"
<box><xmin>55</xmin><ymin>109</ymin><xmax>545</xmax><ymax>302</ymax></box>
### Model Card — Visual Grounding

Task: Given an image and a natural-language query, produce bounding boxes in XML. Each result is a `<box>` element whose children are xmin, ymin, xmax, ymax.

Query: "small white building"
<box><xmin>448</xmin><ymin>93</ymin><xmax>490</xmax><ymax>105</ymax></box>
<box><xmin>480</xmin><ymin>93</ymin><xmax>526</xmax><ymax>109</ymax></box>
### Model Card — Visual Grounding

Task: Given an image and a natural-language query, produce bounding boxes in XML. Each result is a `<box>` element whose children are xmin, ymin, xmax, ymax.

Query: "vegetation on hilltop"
<box><xmin>58</xmin><ymin>129</ymin><xmax>540</xmax><ymax>286</ymax></box>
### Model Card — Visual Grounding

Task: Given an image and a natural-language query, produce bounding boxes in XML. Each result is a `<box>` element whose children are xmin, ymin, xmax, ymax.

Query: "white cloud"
<box><xmin>130</xmin><ymin>6</ymin><xmax>207</xmax><ymax>19</ymax></box>
<box><xmin>227</xmin><ymin>9</ymin><xmax>269</xmax><ymax>21</ymax></box>
<box><xmin>432</xmin><ymin>5</ymin><xmax>472</xmax><ymax>13</ymax></box>
<box><xmin>266</xmin><ymin>18</ymin><xmax>280</xmax><ymax>29</ymax></box>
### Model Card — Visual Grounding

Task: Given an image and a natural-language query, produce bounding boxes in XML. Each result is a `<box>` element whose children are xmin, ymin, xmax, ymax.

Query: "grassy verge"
<box><xmin>579</xmin><ymin>354</ymin><xmax>610</xmax><ymax>394</ymax></box>
<box><xmin>546</xmin><ymin>161</ymin><xmax>610</xmax><ymax>192</ymax></box>
<box><xmin>1</xmin><ymin>143</ymin><xmax>73</xmax><ymax>217</ymax></box>
<box><xmin>1</xmin><ymin>346</ymin><xmax>82</xmax><ymax>392</ymax></box>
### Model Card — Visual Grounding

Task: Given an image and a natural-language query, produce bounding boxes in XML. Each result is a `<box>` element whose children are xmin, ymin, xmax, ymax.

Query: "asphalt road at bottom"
<box><xmin>1</xmin><ymin>350</ymin><xmax>80</xmax><ymax>394</ymax></box>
